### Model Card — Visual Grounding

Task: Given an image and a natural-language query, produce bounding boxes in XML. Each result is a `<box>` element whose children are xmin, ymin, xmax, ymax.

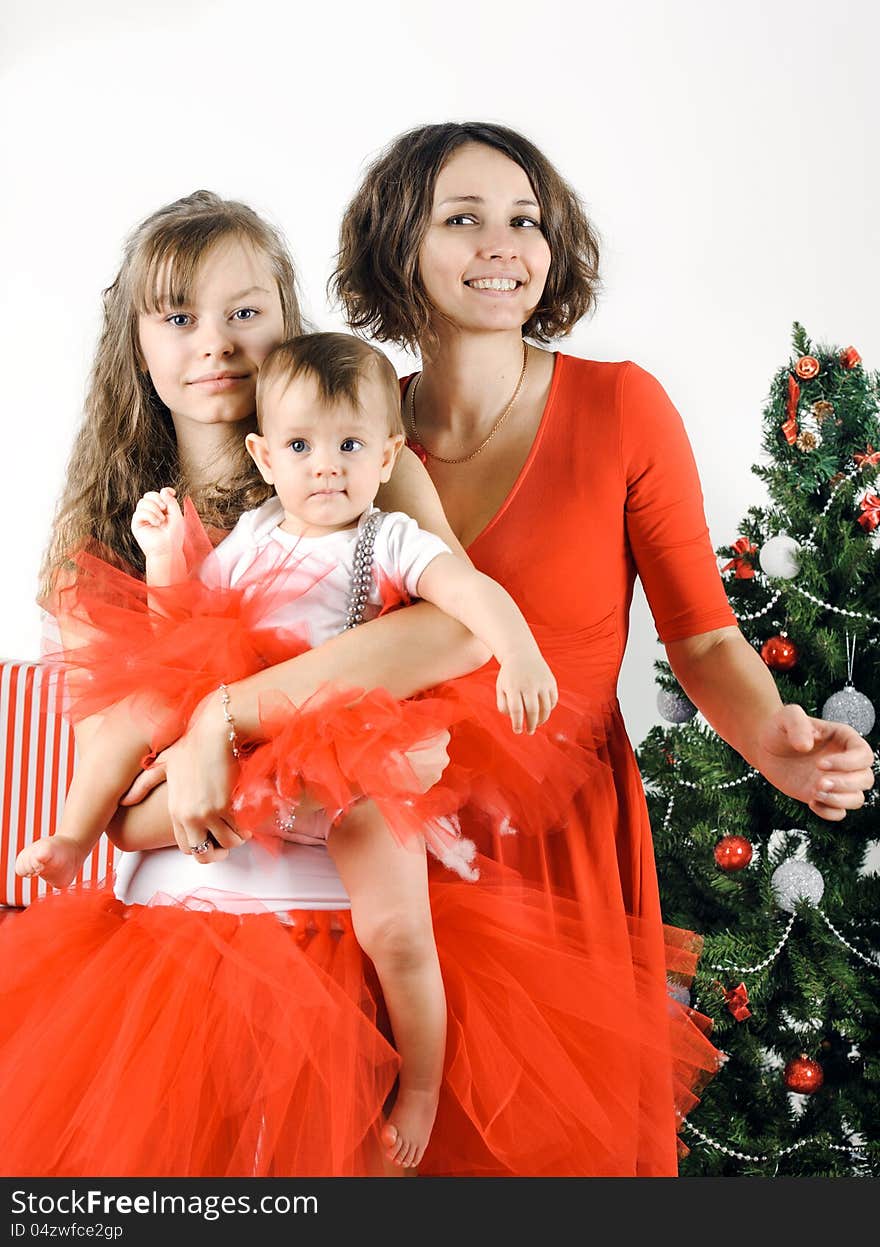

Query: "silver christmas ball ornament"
<box><xmin>771</xmin><ymin>859</ymin><xmax>825</xmax><ymax>913</ymax></box>
<box><xmin>759</xmin><ymin>534</ymin><xmax>801</xmax><ymax>580</ymax></box>
<box><xmin>821</xmin><ymin>685</ymin><xmax>876</xmax><ymax>736</ymax></box>
<box><xmin>666</xmin><ymin>979</ymin><xmax>691</xmax><ymax>1007</ymax></box>
<box><xmin>657</xmin><ymin>688</ymin><xmax>697</xmax><ymax>724</ymax></box>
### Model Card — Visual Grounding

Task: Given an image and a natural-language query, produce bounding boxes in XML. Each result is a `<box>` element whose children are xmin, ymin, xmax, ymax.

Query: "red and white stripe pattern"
<box><xmin>0</xmin><ymin>660</ymin><xmax>116</xmax><ymax>907</ymax></box>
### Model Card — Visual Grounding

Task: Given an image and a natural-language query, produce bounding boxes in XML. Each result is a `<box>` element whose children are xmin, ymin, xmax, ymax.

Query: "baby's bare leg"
<box><xmin>15</xmin><ymin>702</ymin><xmax>159</xmax><ymax>887</ymax></box>
<box><xmin>327</xmin><ymin>800</ymin><xmax>446</xmax><ymax>1170</ymax></box>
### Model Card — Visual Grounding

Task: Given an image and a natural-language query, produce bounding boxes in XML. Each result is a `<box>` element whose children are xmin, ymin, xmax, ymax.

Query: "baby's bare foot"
<box><xmin>380</xmin><ymin>1086</ymin><xmax>440</xmax><ymax>1169</ymax></box>
<box><xmin>15</xmin><ymin>836</ymin><xmax>87</xmax><ymax>889</ymax></box>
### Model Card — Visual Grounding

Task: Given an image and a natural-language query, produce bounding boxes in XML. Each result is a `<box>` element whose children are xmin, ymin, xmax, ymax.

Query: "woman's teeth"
<box><xmin>466</xmin><ymin>278</ymin><xmax>520</xmax><ymax>291</ymax></box>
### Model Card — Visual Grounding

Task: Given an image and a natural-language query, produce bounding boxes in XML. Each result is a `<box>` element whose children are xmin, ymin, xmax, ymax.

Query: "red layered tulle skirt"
<box><xmin>41</xmin><ymin>513</ymin><xmax>595</xmax><ymax>878</ymax></box>
<box><xmin>0</xmin><ymin>852</ymin><xmax>720</xmax><ymax>1177</ymax></box>
<box><xmin>9</xmin><ymin>509</ymin><xmax>725</xmax><ymax>1175</ymax></box>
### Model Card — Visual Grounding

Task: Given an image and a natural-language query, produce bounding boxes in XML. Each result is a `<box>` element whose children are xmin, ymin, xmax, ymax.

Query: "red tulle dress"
<box><xmin>0</xmin><ymin>357</ymin><xmax>735</xmax><ymax>1177</ymax></box>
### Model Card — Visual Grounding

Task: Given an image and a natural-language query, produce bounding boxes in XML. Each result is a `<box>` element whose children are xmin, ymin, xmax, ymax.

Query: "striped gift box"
<box><xmin>0</xmin><ymin>659</ymin><xmax>116</xmax><ymax>907</ymax></box>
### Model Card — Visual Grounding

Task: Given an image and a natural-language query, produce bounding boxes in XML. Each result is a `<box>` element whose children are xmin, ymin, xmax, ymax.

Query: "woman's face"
<box><xmin>417</xmin><ymin>142</ymin><xmax>552</xmax><ymax>338</ymax></box>
<box><xmin>138</xmin><ymin>236</ymin><xmax>285</xmax><ymax>428</ymax></box>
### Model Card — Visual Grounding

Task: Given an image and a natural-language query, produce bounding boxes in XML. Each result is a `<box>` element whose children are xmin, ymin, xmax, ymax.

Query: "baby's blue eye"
<box><xmin>232</xmin><ymin>308</ymin><xmax>258</xmax><ymax>321</ymax></box>
<box><xmin>289</xmin><ymin>439</ymin><xmax>308</xmax><ymax>453</ymax></box>
<box><xmin>340</xmin><ymin>438</ymin><xmax>363</xmax><ymax>452</ymax></box>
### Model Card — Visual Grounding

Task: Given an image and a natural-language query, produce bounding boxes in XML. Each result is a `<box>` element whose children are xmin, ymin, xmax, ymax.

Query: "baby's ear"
<box><xmin>245</xmin><ymin>432</ymin><xmax>274</xmax><ymax>485</ymax></box>
<box><xmin>379</xmin><ymin>433</ymin><xmax>406</xmax><ymax>482</ymax></box>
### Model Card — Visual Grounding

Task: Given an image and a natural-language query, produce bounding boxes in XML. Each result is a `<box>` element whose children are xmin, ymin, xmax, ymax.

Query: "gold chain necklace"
<box><xmin>407</xmin><ymin>342</ymin><xmax>529</xmax><ymax>465</ymax></box>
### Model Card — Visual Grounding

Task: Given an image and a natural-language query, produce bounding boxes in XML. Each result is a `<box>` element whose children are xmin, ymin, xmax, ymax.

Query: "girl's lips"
<box><xmin>190</xmin><ymin>374</ymin><xmax>249</xmax><ymax>392</ymax></box>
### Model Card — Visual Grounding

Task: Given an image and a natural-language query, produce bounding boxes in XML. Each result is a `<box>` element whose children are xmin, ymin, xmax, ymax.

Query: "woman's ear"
<box><xmin>245</xmin><ymin>432</ymin><xmax>274</xmax><ymax>485</ymax></box>
<box><xmin>379</xmin><ymin>434</ymin><xmax>406</xmax><ymax>483</ymax></box>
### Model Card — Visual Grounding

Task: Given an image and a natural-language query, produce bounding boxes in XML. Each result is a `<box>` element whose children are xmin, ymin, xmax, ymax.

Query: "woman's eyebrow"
<box><xmin>438</xmin><ymin>195</ymin><xmax>539</xmax><ymax>208</ymax></box>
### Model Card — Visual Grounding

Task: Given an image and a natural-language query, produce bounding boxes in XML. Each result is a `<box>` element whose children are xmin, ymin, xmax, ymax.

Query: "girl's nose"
<box><xmin>198</xmin><ymin>318</ymin><xmax>235</xmax><ymax>357</ymax></box>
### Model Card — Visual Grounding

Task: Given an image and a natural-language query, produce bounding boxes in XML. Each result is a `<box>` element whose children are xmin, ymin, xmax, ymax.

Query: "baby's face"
<box><xmin>248</xmin><ymin>369</ymin><xmax>403</xmax><ymax>537</ymax></box>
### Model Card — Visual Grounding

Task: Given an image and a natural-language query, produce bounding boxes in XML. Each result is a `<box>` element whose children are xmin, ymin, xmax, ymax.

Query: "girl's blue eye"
<box><xmin>166</xmin><ymin>313</ymin><xmax>191</xmax><ymax>327</ymax></box>
<box><xmin>340</xmin><ymin>438</ymin><xmax>363</xmax><ymax>452</ymax></box>
<box><xmin>232</xmin><ymin>307</ymin><xmax>258</xmax><ymax>321</ymax></box>
<box><xmin>289</xmin><ymin>439</ymin><xmax>308</xmax><ymax>453</ymax></box>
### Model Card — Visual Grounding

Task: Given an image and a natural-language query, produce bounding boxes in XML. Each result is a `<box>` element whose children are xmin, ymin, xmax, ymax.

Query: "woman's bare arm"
<box><xmin>667</xmin><ymin>626</ymin><xmax>874</xmax><ymax>819</ymax></box>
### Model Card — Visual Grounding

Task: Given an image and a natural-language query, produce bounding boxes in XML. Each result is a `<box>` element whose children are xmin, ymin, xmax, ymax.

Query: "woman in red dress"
<box><xmin>1</xmin><ymin>137</ymin><xmax>872</xmax><ymax>1179</ymax></box>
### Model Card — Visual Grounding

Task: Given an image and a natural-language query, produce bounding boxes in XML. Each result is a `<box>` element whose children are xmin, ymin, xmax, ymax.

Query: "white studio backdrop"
<box><xmin>2</xmin><ymin>0</ymin><xmax>878</xmax><ymax>750</ymax></box>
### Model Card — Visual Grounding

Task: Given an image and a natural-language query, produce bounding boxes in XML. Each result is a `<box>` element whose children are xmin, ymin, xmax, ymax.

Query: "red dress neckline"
<box><xmin>403</xmin><ymin>350</ymin><xmax>566</xmax><ymax>552</ymax></box>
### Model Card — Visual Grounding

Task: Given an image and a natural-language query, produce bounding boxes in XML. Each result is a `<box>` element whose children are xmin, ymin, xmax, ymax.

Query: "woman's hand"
<box><xmin>753</xmin><ymin>704</ymin><xmax>875</xmax><ymax>820</ymax></box>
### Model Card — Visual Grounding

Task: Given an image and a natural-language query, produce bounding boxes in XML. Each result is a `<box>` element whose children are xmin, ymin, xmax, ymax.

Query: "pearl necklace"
<box><xmin>407</xmin><ymin>342</ymin><xmax>529</xmax><ymax>464</ymax></box>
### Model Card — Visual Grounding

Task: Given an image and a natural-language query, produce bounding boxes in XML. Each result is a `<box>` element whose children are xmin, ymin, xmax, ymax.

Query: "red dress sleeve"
<box><xmin>620</xmin><ymin>362</ymin><xmax>736</xmax><ymax>643</ymax></box>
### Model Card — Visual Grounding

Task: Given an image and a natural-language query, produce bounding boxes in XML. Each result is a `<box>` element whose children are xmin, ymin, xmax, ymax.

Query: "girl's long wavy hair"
<box><xmin>41</xmin><ymin>190</ymin><xmax>303</xmax><ymax>594</ymax></box>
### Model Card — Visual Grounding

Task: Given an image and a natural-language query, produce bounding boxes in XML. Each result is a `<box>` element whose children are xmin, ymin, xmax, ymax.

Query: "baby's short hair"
<box><xmin>256</xmin><ymin>332</ymin><xmax>404</xmax><ymax>436</ymax></box>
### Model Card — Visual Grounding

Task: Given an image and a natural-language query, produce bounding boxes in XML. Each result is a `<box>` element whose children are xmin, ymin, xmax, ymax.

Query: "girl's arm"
<box><xmin>667</xmin><ymin>626</ymin><xmax>875</xmax><ymax>820</ymax></box>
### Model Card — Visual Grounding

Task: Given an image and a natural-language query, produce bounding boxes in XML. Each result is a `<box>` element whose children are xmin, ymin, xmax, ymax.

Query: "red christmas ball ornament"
<box><xmin>794</xmin><ymin>355</ymin><xmax>820</xmax><ymax>380</ymax></box>
<box><xmin>840</xmin><ymin>345</ymin><xmax>861</xmax><ymax>369</ymax></box>
<box><xmin>783</xmin><ymin>1054</ymin><xmax>824</xmax><ymax>1094</ymax></box>
<box><xmin>713</xmin><ymin>835</ymin><xmax>753</xmax><ymax>872</ymax></box>
<box><xmin>761</xmin><ymin>633</ymin><xmax>798</xmax><ymax>671</ymax></box>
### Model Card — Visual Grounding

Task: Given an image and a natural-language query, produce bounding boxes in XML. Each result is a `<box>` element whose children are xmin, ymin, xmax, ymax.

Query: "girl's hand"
<box><xmin>163</xmin><ymin>693</ymin><xmax>252</xmax><ymax>862</ymax></box>
<box><xmin>753</xmin><ymin>704</ymin><xmax>875</xmax><ymax>820</ymax></box>
<box><xmin>131</xmin><ymin>487</ymin><xmax>184</xmax><ymax>559</ymax></box>
<box><xmin>119</xmin><ymin>751</ymin><xmax>169</xmax><ymax>805</ymax></box>
<box><xmin>496</xmin><ymin>653</ymin><xmax>559</xmax><ymax>735</ymax></box>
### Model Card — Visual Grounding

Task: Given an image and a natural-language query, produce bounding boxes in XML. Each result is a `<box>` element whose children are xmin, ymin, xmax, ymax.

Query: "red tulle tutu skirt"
<box><xmin>0</xmin><ymin>855</ymin><xmax>721</xmax><ymax>1177</ymax></box>
<box><xmin>14</xmin><ymin>507</ymin><xmax>724</xmax><ymax>1175</ymax></box>
<box><xmin>42</xmin><ymin>509</ymin><xmax>595</xmax><ymax>878</ymax></box>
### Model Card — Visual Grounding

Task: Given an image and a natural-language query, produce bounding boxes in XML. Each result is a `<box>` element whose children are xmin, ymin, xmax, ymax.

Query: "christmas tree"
<box><xmin>637</xmin><ymin>324</ymin><xmax>880</xmax><ymax>1176</ymax></box>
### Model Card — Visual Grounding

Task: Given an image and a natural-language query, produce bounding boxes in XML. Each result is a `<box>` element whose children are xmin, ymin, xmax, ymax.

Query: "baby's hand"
<box><xmin>496</xmin><ymin>652</ymin><xmax>558</xmax><ymax>735</ymax></box>
<box><xmin>131</xmin><ymin>488</ymin><xmax>184</xmax><ymax>558</ymax></box>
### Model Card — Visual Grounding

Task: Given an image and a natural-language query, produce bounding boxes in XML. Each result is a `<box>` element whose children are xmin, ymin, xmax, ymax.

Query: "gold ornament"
<box><xmin>811</xmin><ymin>400</ymin><xmax>834</xmax><ymax>423</ymax></box>
<box><xmin>796</xmin><ymin>430</ymin><xmax>818</xmax><ymax>452</ymax></box>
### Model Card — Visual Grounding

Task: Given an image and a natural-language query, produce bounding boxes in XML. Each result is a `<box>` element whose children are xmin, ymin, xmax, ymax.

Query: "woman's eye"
<box><xmin>512</xmin><ymin>216</ymin><xmax>542</xmax><ymax>229</ymax></box>
<box><xmin>289</xmin><ymin>439</ymin><xmax>308</xmax><ymax>453</ymax></box>
<box><xmin>166</xmin><ymin>313</ymin><xmax>192</xmax><ymax>327</ymax></box>
<box><xmin>340</xmin><ymin>438</ymin><xmax>363</xmax><ymax>452</ymax></box>
<box><xmin>445</xmin><ymin>214</ymin><xmax>478</xmax><ymax>227</ymax></box>
<box><xmin>232</xmin><ymin>307</ymin><xmax>258</xmax><ymax>321</ymax></box>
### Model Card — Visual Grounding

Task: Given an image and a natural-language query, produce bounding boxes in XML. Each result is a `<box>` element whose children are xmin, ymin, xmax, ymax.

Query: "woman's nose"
<box><xmin>477</xmin><ymin>229</ymin><xmax>519</xmax><ymax>261</ymax></box>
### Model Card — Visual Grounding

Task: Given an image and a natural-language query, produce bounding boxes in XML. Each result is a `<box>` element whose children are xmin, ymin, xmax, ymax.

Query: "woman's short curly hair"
<box><xmin>332</xmin><ymin>122</ymin><xmax>601</xmax><ymax>350</ymax></box>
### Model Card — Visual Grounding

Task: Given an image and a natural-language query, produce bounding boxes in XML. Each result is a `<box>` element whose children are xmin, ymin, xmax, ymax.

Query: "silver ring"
<box><xmin>190</xmin><ymin>839</ymin><xmax>212</xmax><ymax>856</ymax></box>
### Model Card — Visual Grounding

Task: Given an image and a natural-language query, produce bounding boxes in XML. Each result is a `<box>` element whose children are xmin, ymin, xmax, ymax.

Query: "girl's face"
<box><xmin>417</xmin><ymin>142</ymin><xmax>552</xmax><ymax>338</ymax></box>
<box><xmin>138</xmin><ymin>236</ymin><xmax>285</xmax><ymax>428</ymax></box>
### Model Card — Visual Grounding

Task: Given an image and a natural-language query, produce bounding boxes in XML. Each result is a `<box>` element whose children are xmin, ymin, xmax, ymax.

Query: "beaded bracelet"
<box><xmin>218</xmin><ymin>683</ymin><xmax>241</xmax><ymax>760</ymax></box>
